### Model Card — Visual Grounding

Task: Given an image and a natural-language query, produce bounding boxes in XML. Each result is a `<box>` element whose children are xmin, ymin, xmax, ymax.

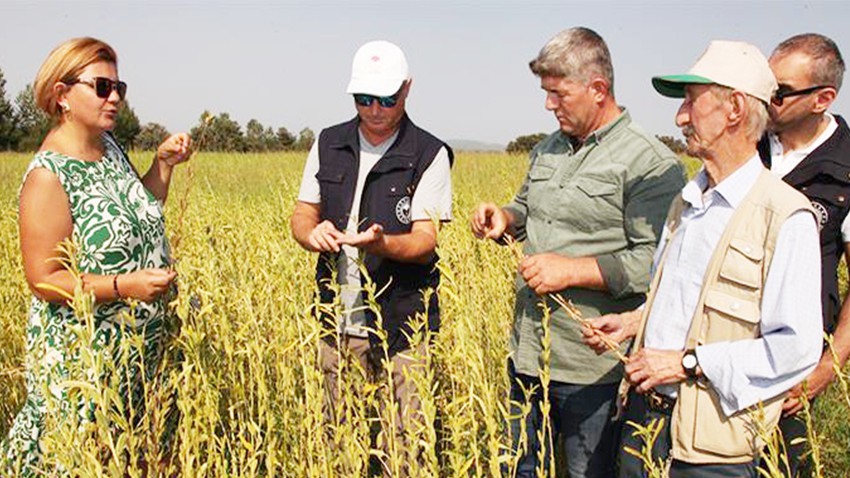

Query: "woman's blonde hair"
<box><xmin>33</xmin><ymin>37</ymin><xmax>118</xmax><ymax>118</ymax></box>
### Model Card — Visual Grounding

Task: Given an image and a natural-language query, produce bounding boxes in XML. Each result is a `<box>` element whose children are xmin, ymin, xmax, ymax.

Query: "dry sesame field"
<box><xmin>0</xmin><ymin>151</ymin><xmax>847</xmax><ymax>477</ymax></box>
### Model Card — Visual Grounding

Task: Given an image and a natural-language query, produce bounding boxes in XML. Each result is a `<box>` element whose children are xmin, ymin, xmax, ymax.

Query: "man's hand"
<box><xmin>471</xmin><ymin>203</ymin><xmax>509</xmax><ymax>240</ymax></box>
<box><xmin>782</xmin><ymin>354</ymin><xmax>836</xmax><ymax>416</ymax></box>
<box><xmin>519</xmin><ymin>253</ymin><xmax>574</xmax><ymax>294</ymax></box>
<box><xmin>624</xmin><ymin>348</ymin><xmax>688</xmax><ymax>393</ymax></box>
<box><xmin>307</xmin><ymin>220</ymin><xmax>345</xmax><ymax>252</ymax></box>
<box><xmin>338</xmin><ymin>224</ymin><xmax>385</xmax><ymax>251</ymax></box>
<box><xmin>582</xmin><ymin>312</ymin><xmax>634</xmax><ymax>355</ymax></box>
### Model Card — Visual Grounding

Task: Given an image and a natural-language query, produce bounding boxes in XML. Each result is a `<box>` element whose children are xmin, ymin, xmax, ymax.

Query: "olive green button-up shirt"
<box><xmin>504</xmin><ymin>109</ymin><xmax>685</xmax><ymax>384</ymax></box>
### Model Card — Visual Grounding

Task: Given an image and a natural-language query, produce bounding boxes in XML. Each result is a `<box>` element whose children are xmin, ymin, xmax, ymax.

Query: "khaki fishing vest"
<box><xmin>630</xmin><ymin>168</ymin><xmax>815</xmax><ymax>464</ymax></box>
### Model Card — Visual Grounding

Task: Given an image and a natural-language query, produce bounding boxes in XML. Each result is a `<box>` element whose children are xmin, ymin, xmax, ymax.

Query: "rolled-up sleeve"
<box><xmin>698</xmin><ymin>210</ymin><xmax>823</xmax><ymax>416</ymax></box>
<box><xmin>597</xmin><ymin>158</ymin><xmax>685</xmax><ymax>298</ymax></box>
<box><xmin>503</xmin><ymin>157</ymin><xmax>534</xmax><ymax>242</ymax></box>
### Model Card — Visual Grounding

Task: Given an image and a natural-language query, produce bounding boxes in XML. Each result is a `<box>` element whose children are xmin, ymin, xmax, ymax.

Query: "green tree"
<box><xmin>276</xmin><ymin>126</ymin><xmax>295</xmax><ymax>151</ymax></box>
<box><xmin>245</xmin><ymin>118</ymin><xmax>267</xmax><ymax>152</ymax></box>
<box><xmin>0</xmin><ymin>67</ymin><xmax>16</xmax><ymax>150</ymax></box>
<box><xmin>191</xmin><ymin>111</ymin><xmax>246</xmax><ymax>152</ymax></box>
<box><xmin>14</xmin><ymin>85</ymin><xmax>51</xmax><ymax>152</ymax></box>
<box><xmin>136</xmin><ymin>122</ymin><xmax>170</xmax><ymax>151</ymax></box>
<box><xmin>263</xmin><ymin>126</ymin><xmax>278</xmax><ymax>151</ymax></box>
<box><xmin>506</xmin><ymin>132</ymin><xmax>547</xmax><ymax>154</ymax></box>
<box><xmin>655</xmin><ymin>134</ymin><xmax>687</xmax><ymax>155</ymax></box>
<box><xmin>113</xmin><ymin>102</ymin><xmax>141</xmax><ymax>150</ymax></box>
<box><xmin>293</xmin><ymin>127</ymin><xmax>315</xmax><ymax>151</ymax></box>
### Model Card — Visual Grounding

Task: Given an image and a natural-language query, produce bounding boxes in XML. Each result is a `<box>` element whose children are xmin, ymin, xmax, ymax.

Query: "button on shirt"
<box><xmin>644</xmin><ymin>155</ymin><xmax>822</xmax><ymax>415</ymax></box>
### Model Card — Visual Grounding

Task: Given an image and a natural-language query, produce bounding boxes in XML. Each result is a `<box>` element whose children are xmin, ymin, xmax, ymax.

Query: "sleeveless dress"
<box><xmin>4</xmin><ymin>133</ymin><xmax>174</xmax><ymax>474</ymax></box>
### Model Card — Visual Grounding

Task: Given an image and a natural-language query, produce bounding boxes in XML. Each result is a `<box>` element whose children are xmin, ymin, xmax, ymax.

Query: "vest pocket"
<box><xmin>703</xmin><ymin>290</ymin><xmax>760</xmax><ymax>341</ymax></box>
<box><xmin>316</xmin><ymin>166</ymin><xmax>346</xmax><ymax>184</ymax></box>
<box><xmin>718</xmin><ymin>239</ymin><xmax>764</xmax><ymax>289</ymax></box>
<box><xmin>691</xmin><ymin>385</ymin><xmax>769</xmax><ymax>459</ymax></box>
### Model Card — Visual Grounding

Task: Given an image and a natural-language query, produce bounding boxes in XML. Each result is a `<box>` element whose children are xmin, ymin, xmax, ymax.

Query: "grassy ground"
<box><xmin>0</xmin><ymin>151</ymin><xmax>847</xmax><ymax>476</ymax></box>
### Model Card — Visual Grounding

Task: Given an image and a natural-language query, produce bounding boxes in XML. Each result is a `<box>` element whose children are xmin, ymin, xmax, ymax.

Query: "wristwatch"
<box><xmin>682</xmin><ymin>348</ymin><xmax>699</xmax><ymax>379</ymax></box>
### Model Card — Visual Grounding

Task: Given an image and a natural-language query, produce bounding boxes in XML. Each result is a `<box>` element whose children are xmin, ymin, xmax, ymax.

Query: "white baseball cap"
<box><xmin>346</xmin><ymin>40</ymin><xmax>410</xmax><ymax>96</ymax></box>
<box><xmin>652</xmin><ymin>40</ymin><xmax>777</xmax><ymax>104</ymax></box>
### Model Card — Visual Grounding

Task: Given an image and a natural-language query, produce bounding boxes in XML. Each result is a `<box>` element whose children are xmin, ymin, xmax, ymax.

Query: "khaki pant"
<box><xmin>319</xmin><ymin>336</ymin><xmax>427</xmax><ymax>475</ymax></box>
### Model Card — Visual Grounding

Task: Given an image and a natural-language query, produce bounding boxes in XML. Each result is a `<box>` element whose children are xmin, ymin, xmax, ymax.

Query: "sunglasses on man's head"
<box><xmin>770</xmin><ymin>84</ymin><xmax>830</xmax><ymax>106</ymax></box>
<box><xmin>353</xmin><ymin>91</ymin><xmax>401</xmax><ymax>108</ymax></box>
<box><xmin>66</xmin><ymin>77</ymin><xmax>127</xmax><ymax>101</ymax></box>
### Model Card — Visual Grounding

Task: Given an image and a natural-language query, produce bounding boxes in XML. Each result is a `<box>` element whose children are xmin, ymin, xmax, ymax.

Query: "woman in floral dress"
<box><xmin>3</xmin><ymin>37</ymin><xmax>192</xmax><ymax>475</ymax></box>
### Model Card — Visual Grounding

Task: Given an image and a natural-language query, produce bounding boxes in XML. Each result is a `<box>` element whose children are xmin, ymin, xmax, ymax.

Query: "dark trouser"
<box><xmin>507</xmin><ymin>360</ymin><xmax>618</xmax><ymax>478</ymax></box>
<box><xmin>757</xmin><ymin>411</ymin><xmax>812</xmax><ymax>478</ymax></box>
<box><xmin>619</xmin><ymin>391</ymin><xmax>758</xmax><ymax>478</ymax></box>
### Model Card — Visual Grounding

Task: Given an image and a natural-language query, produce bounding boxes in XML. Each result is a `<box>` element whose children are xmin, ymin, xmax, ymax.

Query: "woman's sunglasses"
<box><xmin>353</xmin><ymin>91</ymin><xmax>401</xmax><ymax>108</ymax></box>
<box><xmin>65</xmin><ymin>77</ymin><xmax>128</xmax><ymax>101</ymax></box>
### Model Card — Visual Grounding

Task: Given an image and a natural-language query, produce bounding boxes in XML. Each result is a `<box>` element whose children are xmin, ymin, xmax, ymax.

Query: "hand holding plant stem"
<box><xmin>504</xmin><ymin>235</ymin><xmax>628</xmax><ymax>363</ymax></box>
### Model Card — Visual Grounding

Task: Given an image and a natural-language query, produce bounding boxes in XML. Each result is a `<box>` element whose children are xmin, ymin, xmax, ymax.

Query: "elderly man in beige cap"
<box><xmin>291</xmin><ymin>40</ymin><xmax>452</xmax><ymax>470</ymax></box>
<box><xmin>582</xmin><ymin>41</ymin><xmax>823</xmax><ymax>477</ymax></box>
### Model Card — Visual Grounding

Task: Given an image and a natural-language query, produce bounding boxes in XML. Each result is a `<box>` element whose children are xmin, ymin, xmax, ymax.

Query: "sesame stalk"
<box><xmin>504</xmin><ymin>235</ymin><xmax>628</xmax><ymax>363</ymax></box>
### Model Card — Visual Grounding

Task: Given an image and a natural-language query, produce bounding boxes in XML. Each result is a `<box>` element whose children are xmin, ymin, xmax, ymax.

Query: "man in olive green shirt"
<box><xmin>472</xmin><ymin>27</ymin><xmax>684</xmax><ymax>478</ymax></box>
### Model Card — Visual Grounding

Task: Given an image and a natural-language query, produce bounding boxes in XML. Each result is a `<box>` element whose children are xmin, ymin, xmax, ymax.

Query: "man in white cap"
<box><xmin>290</xmin><ymin>40</ymin><xmax>452</xmax><ymax>456</ymax></box>
<box><xmin>582</xmin><ymin>41</ymin><xmax>823</xmax><ymax>476</ymax></box>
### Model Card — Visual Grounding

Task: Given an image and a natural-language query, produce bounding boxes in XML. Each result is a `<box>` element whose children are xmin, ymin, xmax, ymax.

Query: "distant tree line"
<box><xmin>0</xmin><ymin>66</ymin><xmax>314</xmax><ymax>152</ymax></box>
<box><xmin>506</xmin><ymin>131</ymin><xmax>688</xmax><ymax>155</ymax></box>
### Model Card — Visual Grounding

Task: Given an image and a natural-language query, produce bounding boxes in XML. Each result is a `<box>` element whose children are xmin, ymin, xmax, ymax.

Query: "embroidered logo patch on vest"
<box><xmin>812</xmin><ymin>201</ymin><xmax>829</xmax><ymax>232</ymax></box>
<box><xmin>395</xmin><ymin>196</ymin><xmax>411</xmax><ymax>225</ymax></box>
<box><xmin>811</xmin><ymin>200</ymin><xmax>828</xmax><ymax>231</ymax></box>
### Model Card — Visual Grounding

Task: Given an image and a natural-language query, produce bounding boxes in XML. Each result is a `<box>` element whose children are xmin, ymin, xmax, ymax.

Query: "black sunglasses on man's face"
<box><xmin>771</xmin><ymin>84</ymin><xmax>831</xmax><ymax>106</ymax></box>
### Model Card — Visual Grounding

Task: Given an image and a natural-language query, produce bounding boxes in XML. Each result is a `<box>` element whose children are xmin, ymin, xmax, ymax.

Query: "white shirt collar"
<box><xmin>767</xmin><ymin>113</ymin><xmax>838</xmax><ymax>163</ymax></box>
<box><xmin>683</xmin><ymin>154</ymin><xmax>764</xmax><ymax>209</ymax></box>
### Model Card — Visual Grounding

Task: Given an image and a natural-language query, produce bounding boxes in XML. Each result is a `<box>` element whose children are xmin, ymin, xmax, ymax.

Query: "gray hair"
<box><xmin>710</xmin><ymin>85</ymin><xmax>769</xmax><ymax>142</ymax></box>
<box><xmin>529</xmin><ymin>27</ymin><xmax>615</xmax><ymax>94</ymax></box>
<box><xmin>772</xmin><ymin>33</ymin><xmax>845</xmax><ymax>92</ymax></box>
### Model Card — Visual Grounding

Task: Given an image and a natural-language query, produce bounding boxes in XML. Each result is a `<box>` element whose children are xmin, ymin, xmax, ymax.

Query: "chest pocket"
<box><xmin>316</xmin><ymin>165</ymin><xmax>350</xmax><ymax>229</ymax></box>
<box><xmin>718</xmin><ymin>239</ymin><xmax>764</xmax><ymax>289</ymax></box>
<box><xmin>558</xmin><ymin>176</ymin><xmax>621</xmax><ymax>232</ymax></box>
<box><xmin>702</xmin><ymin>239</ymin><xmax>764</xmax><ymax>342</ymax></box>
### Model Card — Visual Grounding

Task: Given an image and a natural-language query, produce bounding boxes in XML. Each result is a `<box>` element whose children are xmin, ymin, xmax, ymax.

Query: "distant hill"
<box><xmin>446</xmin><ymin>139</ymin><xmax>505</xmax><ymax>152</ymax></box>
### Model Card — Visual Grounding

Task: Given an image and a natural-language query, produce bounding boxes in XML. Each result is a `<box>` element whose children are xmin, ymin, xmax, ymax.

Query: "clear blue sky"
<box><xmin>2</xmin><ymin>0</ymin><xmax>849</xmax><ymax>146</ymax></box>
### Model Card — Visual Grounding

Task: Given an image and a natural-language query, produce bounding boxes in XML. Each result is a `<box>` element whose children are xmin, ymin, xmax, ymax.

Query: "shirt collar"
<box><xmin>584</xmin><ymin>107</ymin><xmax>630</xmax><ymax>146</ymax></box>
<box><xmin>767</xmin><ymin>112</ymin><xmax>837</xmax><ymax>157</ymax></box>
<box><xmin>683</xmin><ymin>154</ymin><xmax>764</xmax><ymax>208</ymax></box>
<box><xmin>556</xmin><ymin>107</ymin><xmax>630</xmax><ymax>152</ymax></box>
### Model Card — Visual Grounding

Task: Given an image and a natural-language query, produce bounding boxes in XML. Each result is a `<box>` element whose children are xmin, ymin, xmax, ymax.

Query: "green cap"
<box><xmin>651</xmin><ymin>74</ymin><xmax>714</xmax><ymax>98</ymax></box>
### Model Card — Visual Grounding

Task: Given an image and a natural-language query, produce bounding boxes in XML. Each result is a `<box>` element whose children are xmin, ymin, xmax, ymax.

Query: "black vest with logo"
<box><xmin>315</xmin><ymin>114</ymin><xmax>453</xmax><ymax>355</ymax></box>
<box><xmin>758</xmin><ymin>115</ymin><xmax>850</xmax><ymax>332</ymax></box>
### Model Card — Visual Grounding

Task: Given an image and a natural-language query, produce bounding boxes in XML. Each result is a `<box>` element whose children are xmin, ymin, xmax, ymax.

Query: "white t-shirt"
<box><xmin>767</xmin><ymin>114</ymin><xmax>850</xmax><ymax>241</ymax></box>
<box><xmin>297</xmin><ymin>129</ymin><xmax>452</xmax><ymax>336</ymax></box>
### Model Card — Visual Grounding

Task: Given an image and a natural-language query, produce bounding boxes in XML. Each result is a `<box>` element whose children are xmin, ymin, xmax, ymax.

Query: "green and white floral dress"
<box><xmin>4</xmin><ymin>133</ymin><xmax>174</xmax><ymax>474</ymax></box>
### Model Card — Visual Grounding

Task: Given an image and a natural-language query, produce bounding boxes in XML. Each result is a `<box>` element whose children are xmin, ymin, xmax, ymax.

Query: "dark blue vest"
<box><xmin>759</xmin><ymin>115</ymin><xmax>850</xmax><ymax>332</ymax></box>
<box><xmin>314</xmin><ymin>114</ymin><xmax>453</xmax><ymax>355</ymax></box>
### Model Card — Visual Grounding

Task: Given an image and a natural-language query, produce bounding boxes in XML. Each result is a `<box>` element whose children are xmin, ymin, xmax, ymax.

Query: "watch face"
<box><xmin>683</xmin><ymin>353</ymin><xmax>697</xmax><ymax>370</ymax></box>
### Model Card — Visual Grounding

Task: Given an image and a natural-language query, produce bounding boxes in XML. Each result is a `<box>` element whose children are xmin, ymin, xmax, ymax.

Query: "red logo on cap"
<box><xmin>371</xmin><ymin>56</ymin><xmax>380</xmax><ymax>62</ymax></box>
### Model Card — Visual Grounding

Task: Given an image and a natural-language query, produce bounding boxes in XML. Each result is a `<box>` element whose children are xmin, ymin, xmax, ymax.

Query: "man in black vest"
<box><xmin>290</xmin><ymin>40</ymin><xmax>452</xmax><ymax>465</ymax></box>
<box><xmin>758</xmin><ymin>33</ymin><xmax>850</xmax><ymax>477</ymax></box>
